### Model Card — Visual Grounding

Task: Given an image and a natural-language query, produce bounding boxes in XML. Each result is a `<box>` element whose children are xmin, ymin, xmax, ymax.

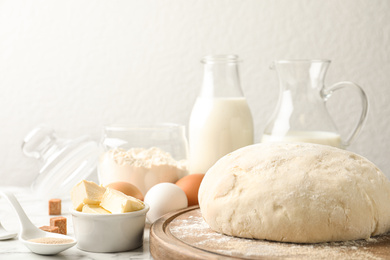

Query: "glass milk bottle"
<box><xmin>189</xmin><ymin>55</ymin><xmax>254</xmax><ymax>174</ymax></box>
<box><xmin>262</xmin><ymin>59</ymin><xmax>368</xmax><ymax>148</ymax></box>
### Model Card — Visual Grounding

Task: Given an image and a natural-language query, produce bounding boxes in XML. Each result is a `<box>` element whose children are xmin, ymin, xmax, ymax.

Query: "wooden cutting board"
<box><xmin>150</xmin><ymin>206</ymin><xmax>390</xmax><ymax>259</ymax></box>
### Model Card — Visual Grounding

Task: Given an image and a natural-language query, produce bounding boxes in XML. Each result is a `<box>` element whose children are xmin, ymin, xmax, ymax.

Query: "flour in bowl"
<box><xmin>98</xmin><ymin>147</ymin><xmax>188</xmax><ymax>195</ymax></box>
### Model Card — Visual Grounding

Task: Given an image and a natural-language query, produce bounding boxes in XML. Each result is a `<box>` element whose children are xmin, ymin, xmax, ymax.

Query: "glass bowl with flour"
<box><xmin>98</xmin><ymin>124</ymin><xmax>189</xmax><ymax>196</ymax></box>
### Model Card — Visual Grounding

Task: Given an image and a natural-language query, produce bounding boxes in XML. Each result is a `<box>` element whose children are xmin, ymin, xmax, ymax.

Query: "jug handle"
<box><xmin>322</xmin><ymin>81</ymin><xmax>368</xmax><ymax>147</ymax></box>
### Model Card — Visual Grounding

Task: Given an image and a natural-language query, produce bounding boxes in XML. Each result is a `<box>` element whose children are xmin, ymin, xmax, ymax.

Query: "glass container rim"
<box><xmin>274</xmin><ymin>59</ymin><xmax>331</xmax><ymax>64</ymax></box>
<box><xmin>103</xmin><ymin>123</ymin><xmax>185</xmax><ymax>132</ymax></box>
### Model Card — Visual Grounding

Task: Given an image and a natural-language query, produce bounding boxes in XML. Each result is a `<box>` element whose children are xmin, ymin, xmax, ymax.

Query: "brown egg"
<box><xmin>175</xmin><ymin>173</ymin><xmax>205</xmax><ymax>206</ymax></box>
<box><xmin>106</xmin><ymin>182</ymin><xmax>144</xmax><ymax>201</ymax></box>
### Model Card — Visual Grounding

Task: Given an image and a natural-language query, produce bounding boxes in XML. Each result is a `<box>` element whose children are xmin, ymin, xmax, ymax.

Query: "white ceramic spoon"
<box><xmin>0</xmin><ymin>191</ymin><xmax>77</xmax><ymax>255</ymax></box>
<box><xmin>0</xmin><ymin>221</ymin><xmax>17</xmax><ymax>240</ymax></box>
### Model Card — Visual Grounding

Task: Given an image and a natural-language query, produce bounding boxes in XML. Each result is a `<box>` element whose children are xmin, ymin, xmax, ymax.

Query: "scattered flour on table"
<box><xmin>169</xmin><ymin>213</ymin><xmax>389</xmax><ymax>260</ymax></box>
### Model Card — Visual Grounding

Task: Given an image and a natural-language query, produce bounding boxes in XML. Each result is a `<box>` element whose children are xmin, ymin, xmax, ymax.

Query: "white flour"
<box><xmin>168</xmin><ymin>211</ymin><xmax>389</xmax><ymax>260</ymax></box>
<box><xmin>98</xmin><ymin>147</ymin><xmax>188</xmax><ymax>195</ymax></box>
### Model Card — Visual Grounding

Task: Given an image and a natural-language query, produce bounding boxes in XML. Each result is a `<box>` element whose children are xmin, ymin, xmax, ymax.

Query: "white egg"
<box><xmin>144</xmin><ymin>183</ymin><xmax>188</xmax><ymax>223</ymax></box>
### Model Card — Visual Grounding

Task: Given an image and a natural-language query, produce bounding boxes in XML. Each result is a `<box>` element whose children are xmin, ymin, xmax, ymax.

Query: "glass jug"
<box><xmin>261</xmin><ymin>60</ymin><xmax>368</xmax><ymax>148</ymax></box>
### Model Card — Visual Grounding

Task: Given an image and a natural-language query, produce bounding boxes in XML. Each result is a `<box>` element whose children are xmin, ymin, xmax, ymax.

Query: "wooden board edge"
<box><xmin>150</xmin><ymin>206</ymin><xmax>234</xmax><ymax>260</ymax></box>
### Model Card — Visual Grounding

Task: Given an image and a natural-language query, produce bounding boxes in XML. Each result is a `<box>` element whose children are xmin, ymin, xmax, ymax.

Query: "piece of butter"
<box><xmin>82</xmin><ymin>204</ymin><xmax>111</xmax><ymax>214</ymax></box>
<box><xmin>71</xmin><ymin>180</ymin><xmax>106</xmax><ymax>211</ymax></box>
<box><xmin>100</xmin><ymin>188</ymin><xmax>145</xmax><ymax>213</ymax></box>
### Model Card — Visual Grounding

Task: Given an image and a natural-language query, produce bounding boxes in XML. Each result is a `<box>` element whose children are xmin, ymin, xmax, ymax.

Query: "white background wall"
<box><xmin>1</xmin><ymin>0</ymin><xmax>389</xmax><ymax>186</ymax></box>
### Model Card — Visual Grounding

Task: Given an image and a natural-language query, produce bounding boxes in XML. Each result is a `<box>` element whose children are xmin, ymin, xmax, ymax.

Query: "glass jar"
<box><xmin>97</xmin><ymin>124</ymin><xmax>189</xmax><ymax>196</ymax></box>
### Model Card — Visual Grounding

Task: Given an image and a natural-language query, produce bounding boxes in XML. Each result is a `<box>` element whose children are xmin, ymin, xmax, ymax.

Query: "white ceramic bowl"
<box><xmin>70</xmin><ymin>204</ymin><xmax>149</xmax><ymax>253</ymax></box>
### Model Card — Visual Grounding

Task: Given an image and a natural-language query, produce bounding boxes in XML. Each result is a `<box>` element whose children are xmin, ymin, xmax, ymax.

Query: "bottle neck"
<box><xmin>200</xmin><ymin>55</ymin><xmax>244</xmax><ymax>98</ymax></box>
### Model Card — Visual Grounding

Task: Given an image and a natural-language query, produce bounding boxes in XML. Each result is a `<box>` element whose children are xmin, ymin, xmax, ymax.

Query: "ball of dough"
<box><xmin>198</xmin><ymin>142</ymin><xmax>390</xmax><ymax>243</ymax></box>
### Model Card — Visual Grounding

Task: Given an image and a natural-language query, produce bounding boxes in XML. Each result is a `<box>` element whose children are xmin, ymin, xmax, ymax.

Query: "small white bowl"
<box><xmin>70</xmin><ymin>204</ymin><xmax>149</xmax><ymax>253</ymax></box>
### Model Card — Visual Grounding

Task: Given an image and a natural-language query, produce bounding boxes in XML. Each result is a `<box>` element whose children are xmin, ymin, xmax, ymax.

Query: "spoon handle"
<box><xmin>0</xmin><ymin>191</ymin><xmax>37</xmax><ymax>232</ymax></box>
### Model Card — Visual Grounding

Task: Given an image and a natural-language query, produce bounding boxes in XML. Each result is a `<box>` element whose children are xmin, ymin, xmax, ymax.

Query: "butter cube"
<box><xmin>100</xmin><ymin>188</ymin><xmax>145</xmax><ymax>213</ymax></box>
<box><xmin>82</xmin><ymin>204</ymin><xmax>111</xmax><ymax>214</ymax></box>
<box><xmin>71</xmin><ymin>180</ymin><xmax>106</xmax><ymax>211</ymax></box>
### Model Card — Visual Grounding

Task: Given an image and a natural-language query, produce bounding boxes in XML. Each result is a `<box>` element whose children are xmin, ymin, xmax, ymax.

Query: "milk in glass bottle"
<box><xmin>189</xmin><ymin>55</ymin><xmax>254</xmax><ymax>174</ymax></box>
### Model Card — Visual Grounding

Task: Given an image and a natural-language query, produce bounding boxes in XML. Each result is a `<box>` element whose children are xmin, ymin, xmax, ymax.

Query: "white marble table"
<box><xmin>0</xmin><ymin>186</ymin><xmax>153</xmax><ymax>259</ymax></box>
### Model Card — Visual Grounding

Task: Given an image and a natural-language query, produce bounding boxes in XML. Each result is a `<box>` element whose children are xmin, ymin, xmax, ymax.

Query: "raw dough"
<box><xmin>198</xmin><ymin>142</ymin><xmax>390</xmax><ymax>243</ymax></box>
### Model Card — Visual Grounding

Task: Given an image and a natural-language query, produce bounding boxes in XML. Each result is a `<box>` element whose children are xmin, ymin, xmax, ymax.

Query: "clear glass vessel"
<box><xmin>97</xmin><ymin>124</ymin><xmax>188</xmax><ymax>195</ymax></box>
<box><xmin>22</xmin><ymin>126</ymin><xmax>98</xmax><ymax>198</ymax></box>
<box><xmin>262</xmin><ymin>60</ymin><xmax>368</xmax><ymax>148</ymax></box>
<box><xmin>189</xmin><ymin>55</ymin><xmax>254</xmax><ymax>174</ymax></box>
